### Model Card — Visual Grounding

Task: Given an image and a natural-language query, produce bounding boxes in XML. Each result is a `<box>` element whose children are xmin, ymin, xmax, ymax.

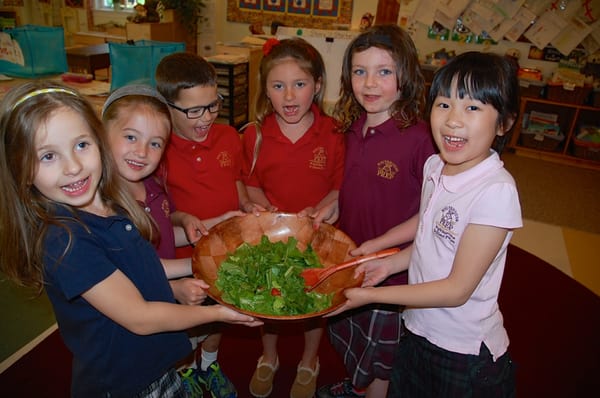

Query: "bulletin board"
<box><xmin>227</xmin><ymin>0</ymin><xmax>353</xmax><ymax>29</ymax></box>
<box><xmin>398</xmin><ymin>0</ymin><xmax>600</xmax><ymax>58</ymax></box>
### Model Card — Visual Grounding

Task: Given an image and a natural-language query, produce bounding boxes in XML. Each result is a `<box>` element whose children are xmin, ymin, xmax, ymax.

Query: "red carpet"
<box><xmin>1</xmin><ymin>245</ymin><xmax>599</xmax><ymax>397</ymax></box>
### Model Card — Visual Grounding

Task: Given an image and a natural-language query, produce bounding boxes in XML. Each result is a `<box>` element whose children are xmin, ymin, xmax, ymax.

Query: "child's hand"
<box><xmin>181</xmin><ymin>214</ymin><xmax>208</xmax><ymax>245</ymax></box>
<box><xmin>325</xmin><ymin>287</ymin><xmax>373</xmax><ymax>317</ymax></box>
<box><xmin>265</xmin><ymin>204</ymin><xmax>278</xmax><ymax>212</ymax></box>
<box><xmin>310</xmin><ymin>200</ymin><xmax>339</xmax><ymax>229</ymax></box>
<box><xmin>171</xmin><ymin>278</ymin><xmax>208</xmax><ymax>305</ymax></box>
<box><xmin>350</xmin><ymin>240</ymin><xmax>378</xmax><ymax>257</ymax></box>
<box><xmin>241</xmin><ymin>201</ymin><xmax>266</xmax><ymax>215</ymax></box>
<box><xmin>215</xmin><ymin>305</ymin><xmax>264</xmax><ymax>327</ymax></box>
<box><xmin>355</xmin><ymin>258</ymin><xmax>392</xmax><ymax>287</ymax></box>
<box><xmin>296</xmin><ymin>206</ymin><xmax>314</xmax><ymax>218</ymax></box>
<box><xmin>219</xmin><ymin>210</ymin><xmax>245</xmax><ymax>222</ymax></box>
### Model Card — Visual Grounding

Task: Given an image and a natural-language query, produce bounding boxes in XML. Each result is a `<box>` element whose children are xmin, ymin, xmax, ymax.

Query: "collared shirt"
<box><xmin>144</xmin><ymin>176</ymin><xmax>176</xmax><ymax>259</ymax></box>
<box><xmin>404</xmin><ymin>151</ymin><xmax>522</xmax><ymax>360</ymax></box>
<box><xmin>338</xmin><ymin>115</ymin><xmax>436</xmax><ymax>285</ymax></box>
<box><xmin>43</xmin><ymin>206</ymin><xmax>190</xmax><ymax>397</ymax></box>
<box><xmin>163</xmin><ymin>124</ymin><xmax>243</xmax><ymax>257</ymax></box>
<box><xmin>242</xmin><ymin>104</ymin><xmax>345</xmax><ymax>212</ymax></box>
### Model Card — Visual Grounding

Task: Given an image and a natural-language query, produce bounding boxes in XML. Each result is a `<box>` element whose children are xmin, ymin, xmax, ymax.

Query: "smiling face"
<box><xmin>32</xmin><ymin>107</ymin><xmax>104</xmax><ymax>214</ymax></box>
<box><xmin>106</xmin><ymin>104</ymin><xmax>170</xmax><ymax>184</ymax></box>
<box><xmin>168</xmin><ymin>84</ymin><xmax>220</xmax><ymax>143</ymax></box>
<box><xmin>350</xmin><ymin>46</ymin><xmax>400</xmax><ymax>128</ymax></box>
<box><xmin>430</xmin><ymin>80</ymin><xmax>504</xmax><ymax>175</ymax></box>
<box><xmin>266</xmin><ymin>57</ymin><xmax>320</xmax><ymax>130</ymax></box>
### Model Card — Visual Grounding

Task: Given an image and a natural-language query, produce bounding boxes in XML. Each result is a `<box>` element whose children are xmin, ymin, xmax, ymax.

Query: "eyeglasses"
<box><xmin>166</xmin><ymin>94</ymin><xmax>223</xmax><ymax>119</ymax></box>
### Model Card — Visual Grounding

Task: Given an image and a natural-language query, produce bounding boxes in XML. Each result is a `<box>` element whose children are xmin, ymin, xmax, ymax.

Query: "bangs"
<box><xmin>436</xmin><ymin>70</ymin><xmax>496</xmax><ymax>106</ymax></box>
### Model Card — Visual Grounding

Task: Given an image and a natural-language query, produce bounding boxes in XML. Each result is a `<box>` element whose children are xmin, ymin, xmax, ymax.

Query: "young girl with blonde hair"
<box><xmin>0</xmin><ymin>81</ymin><xmax>261</xmax><ymax>398</ymax></box>
<box><xmin>242</xmin><ymin>37</ymin><xmax>345</xmax><ymax>398</ymax></box>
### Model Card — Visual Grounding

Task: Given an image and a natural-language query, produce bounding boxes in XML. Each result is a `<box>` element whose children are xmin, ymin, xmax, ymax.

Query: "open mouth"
<box><xmin>126</xmin><ymin>159</ymin><xmax>146</xmax><ymax>170</ymax></box>
<box><xmin>443</xmin><ymin>135</ymin><xmax>466</xmax><ymax>148</ymax></box>
<box><xmin>282</xmin><ymin>105</ymin><xmax>299</xmax><ymax>117</ymax></box>
<box><xmin>61</xmin><ymin>177</ymin><xmax>90</xmax><ymax>194</ymax></box>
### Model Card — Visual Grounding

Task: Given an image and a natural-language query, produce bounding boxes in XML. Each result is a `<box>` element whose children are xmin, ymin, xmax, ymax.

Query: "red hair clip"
<box><xmin>263</xmin><ymin>38</ymin><xmax>280</xmax><ymax>56</ymax></box>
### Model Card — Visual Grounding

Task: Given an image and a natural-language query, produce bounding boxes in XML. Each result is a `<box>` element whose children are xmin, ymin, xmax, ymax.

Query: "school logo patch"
<box><xmin>434</xmin><ymin>205</ymin><xmax>459</xmax><ymax>245</ymax></box>
<box><xmin>161</xmin><ymin>199</ymin><xmax>171</xmax><ymax>219</ymax></box>
<box><xmin>309</xmin><ymin>147</ymin><xmax>327</xmax><ymax>170</ymax></box>
<box><xmin>376</xmin><ymin>160</ymin><xmax>398</xmax><ymax>180</ymax></box>
<box><xmin>217</xmin><ymin>151</ymin><xmax>232</xmax><ymax>167</ymax></box>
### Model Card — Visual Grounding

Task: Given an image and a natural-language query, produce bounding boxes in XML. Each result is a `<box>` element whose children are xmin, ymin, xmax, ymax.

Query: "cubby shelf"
<box><xmin>508</xmin><ymin>96</ymin><xmax>600</xmax><ymax>170</ymax></box>
<box><xmin>208</xmin><ymin>60</ymin><xmax>249</xmax><ymax>130</ymax></box>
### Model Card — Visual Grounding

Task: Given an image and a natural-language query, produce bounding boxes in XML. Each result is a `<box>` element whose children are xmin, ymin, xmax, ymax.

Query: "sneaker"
<box><xmin>249</xmin><ymin>355</ymin><xmax>279</xmax><ymax>397</ymax></box>
<box><xmin>178</xmin><ymin>368</ymin><xmax>204</xmax><ymax>398</ymax></box>
<box><xmin>316</xmin><ymin>378</ymin><xmax>366</xmax><ymax>398</ymax></box>
<box><xmin>197</xmin><ymin>361</ymin><xmax>237</xmax><ymax>398</ymax></box>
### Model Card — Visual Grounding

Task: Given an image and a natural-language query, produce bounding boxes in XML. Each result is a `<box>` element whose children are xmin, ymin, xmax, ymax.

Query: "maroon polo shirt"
<box><xmin>338</xmin><ymin>114</ymin><xmax>436</xmax><ymax>285</ymax></box>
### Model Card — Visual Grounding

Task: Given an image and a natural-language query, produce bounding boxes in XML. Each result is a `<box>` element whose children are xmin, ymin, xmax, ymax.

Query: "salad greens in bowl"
<box><xmin>192</xmin><ymin>212</ymin><xmax>361</xmax><ymax>320</ymax></box>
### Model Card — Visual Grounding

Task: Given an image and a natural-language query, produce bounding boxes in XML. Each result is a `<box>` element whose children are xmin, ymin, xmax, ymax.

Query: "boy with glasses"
<box><xmin>156</xmin><ymin>52</ymin><xmax>263</xmax><ymax>398</ymax></box>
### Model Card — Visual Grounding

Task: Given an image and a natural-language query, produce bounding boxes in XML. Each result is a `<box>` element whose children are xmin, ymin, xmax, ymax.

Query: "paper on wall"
<box><xmin>434</xmin><ymin>9</ymin><xmax>458</xmax><ymax>30</ymax></box>
<box><xmin>503</xmin><ymin>6</ymin><xmax>537</xmax><ymax>42</ymax></box>
<box><xmin>579</xmin><ymin>20</ymin><xmax>600</xmax><ymax>54</ymax></box>
<box><xmin>524</xmin><ymin>10</ymin><xmax>568</xmax><ymax>50</ymax></box>
<box><xmin>435</xmin><ymin>0</ymin><xmax>471</xmax><ymax>21</ymax></box>
<box><xmin>551</xmin><ymin>17</ymin><xmax>595</xmax><ymax>56</ymax></box>
<box><xmin>465</xmin><ymin>0</ymin><xmax>508</xmax><ymax>33</ymax></box>
<box><xmin>413</xmin><ymin>0</ymin><xmax>437</xmax><ymax>26</ymax></box>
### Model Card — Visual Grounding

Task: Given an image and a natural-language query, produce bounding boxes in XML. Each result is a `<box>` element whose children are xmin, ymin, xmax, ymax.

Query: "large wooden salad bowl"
<box><xmin>192</xmin><ymin>212</ymin><xmax>361</xmax><ymax>320</ymax></box>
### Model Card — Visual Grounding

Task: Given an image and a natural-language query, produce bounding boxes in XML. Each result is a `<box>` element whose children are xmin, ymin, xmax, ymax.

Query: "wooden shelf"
<box><xmin>508</xmin><ymin>96</ymin><xmax>600</xmax><ymax>170</ymax></box>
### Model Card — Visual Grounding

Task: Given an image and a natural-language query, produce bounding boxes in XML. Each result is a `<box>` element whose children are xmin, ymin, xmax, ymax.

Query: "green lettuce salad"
<box><xmin>215</xmin><ymin>235</ymin><xmax>333</xmax><ymax>316</ymax></box>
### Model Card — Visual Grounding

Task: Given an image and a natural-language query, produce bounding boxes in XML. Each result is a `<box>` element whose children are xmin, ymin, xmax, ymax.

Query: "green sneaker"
<box><xmin>197</xmin><ymin>361</ymin><xmax>237</xmax><ymax>398</ymax></box>
<box><xmin>178</xmin><ymin>368</ymin><xmax>204</xmax><ymax>398</ymax></box>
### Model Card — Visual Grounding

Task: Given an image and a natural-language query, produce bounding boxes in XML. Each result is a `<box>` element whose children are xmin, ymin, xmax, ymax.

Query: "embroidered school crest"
<box><xmin>217</xmin><ymin>151</ymin><xmax>232</xmax><ymax>167</ymax></box>
<box><xmin>434</xmin><ymin>205</ymin><xmax>459</xmax><ymax>245</ymax></box>
<box><xmin>376</xmin><ymin>160</ymin><xmax>399</xmax><ymax>180</ymax></box>
<box><xmin>161</xmin><ymin>199</ymin><xmax>170</xmax><ymax>219</ymax></box>
<box><xmin>309</xmin><ymin>147</ymin><xmax>327</xmax><ymax>170</ymax></box>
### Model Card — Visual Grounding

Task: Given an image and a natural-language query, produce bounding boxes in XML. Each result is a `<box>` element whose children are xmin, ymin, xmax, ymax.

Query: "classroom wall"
<box><xmin>8</xmin><ymin>0</ymin><xmax>560</xmax><ymax>79</ymax></box>
<box><xmin>215</xmin><ymin>0</ymin><xmax>373</xmax><ymax>42</ymax></box>
<box><xmin>216</xmin><ymin>0</ymin><xmax>558</xmax><ymax>80</ymax></box>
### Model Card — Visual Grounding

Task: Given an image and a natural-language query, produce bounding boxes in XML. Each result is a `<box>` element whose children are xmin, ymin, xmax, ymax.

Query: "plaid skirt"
<box><xmin>328</xmin><ymin>304</ymin><xmax>402</xmax><ymax>389</ymax></box>
<box><xmin>133</xmin><ymin>368</ymin><xmax>186</xmax><ymax>398</ymax></box>
<box><xmin>388</xmin><ymin>327</ymin><xmax>516</xmax><ymax>398</ymax></box>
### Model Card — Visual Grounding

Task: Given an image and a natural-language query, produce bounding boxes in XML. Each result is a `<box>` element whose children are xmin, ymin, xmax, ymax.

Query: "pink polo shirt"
<box><xmin>404</xmin><ymin>151</ymin><xmax>522</xmax><ymax>360</ymax></box>
<box><xmin>242</xmin><ymin>105</ymin><xmax>345</xmax><ymax>212</ymax></box>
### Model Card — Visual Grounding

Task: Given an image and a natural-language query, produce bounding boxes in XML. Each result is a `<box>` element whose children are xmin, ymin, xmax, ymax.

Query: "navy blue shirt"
<box><xmin>43</xmin><ymin>206</ymin><xmax>191</xmax><ymax>398</ymax></box>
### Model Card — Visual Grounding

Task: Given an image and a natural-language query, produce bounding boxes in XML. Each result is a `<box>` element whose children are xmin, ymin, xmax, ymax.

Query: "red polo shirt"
<box><xmin>242</xmin><ymin>105</ymin><xmax>345</xmax><ymax>213</ymax></box>
<box><xmin>163</xmin><ymin>123</ymin><xmax>243</xmax><ymax>257</ymax></box>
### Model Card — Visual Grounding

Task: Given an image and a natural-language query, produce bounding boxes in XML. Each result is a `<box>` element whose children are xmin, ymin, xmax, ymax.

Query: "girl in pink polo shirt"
<box><xmin>328</xmin><ymin>51</ymin><xmax>522</xmax><ymax>397</ymax></box>
<box><xmin>241</xmin><ymin>37</ymin><xmax>345</xmax><ymax>398</ymax></box>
